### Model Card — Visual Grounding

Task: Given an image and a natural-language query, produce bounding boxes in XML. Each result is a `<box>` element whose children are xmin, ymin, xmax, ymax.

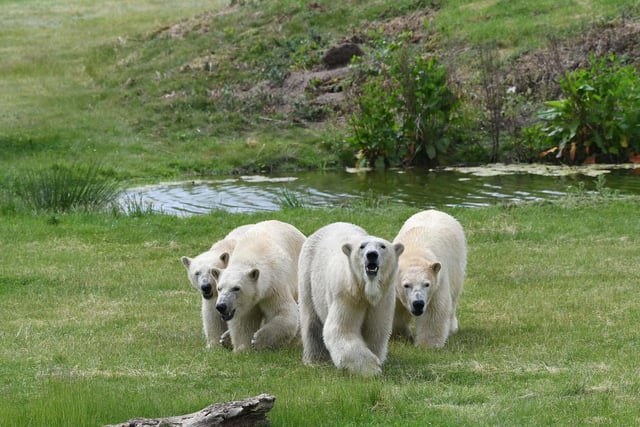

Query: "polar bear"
<box><xmin>181</xmin><ymin>224</ymin><xmax>254</xmax><ymax>348</ymax></box>
<box><xmin>298</xmin><ymin>222</ymin><xmax>404</xmax><ymax>376</ymax></box>
<box><xmin>392</xmin><ymin>210</ymin><xmax>467</xmax><ymax>348</ymax></box>
<box><xmin>213</xmin><ymin>220</ymin><xmax>305</xmax><ymax>351</ymax></box>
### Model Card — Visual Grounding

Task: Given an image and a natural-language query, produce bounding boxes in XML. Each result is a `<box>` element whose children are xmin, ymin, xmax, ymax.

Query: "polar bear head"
<box><xmin>181</xmin><ymin>251</ymin><xmax>231</xmax><ymax>300</ymax></box>
<box><xmin>212</xmin><ymin>267</ymin><xmax>260</xmax><ymax>321</ymax></box>
<box><xmin>397</xmin><ymin>261</ymin><xmax>441</xmax><ymax>316</ymax></box>
<box><xmin>342</xmin><ymin>238</ymin><xmax>404</xmax><ymax>305</ymax></box>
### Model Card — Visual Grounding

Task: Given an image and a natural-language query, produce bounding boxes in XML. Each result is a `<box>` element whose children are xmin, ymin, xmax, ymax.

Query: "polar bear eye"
<box><xmin>231</xmin><ymin>286</ymin><xmax>241</xmax><ymax>292</ymax></box>
<box><xmin>403</xmin><ymin>283</ymin><xmax>411</xmax><ymax>289</ymax></box>
<box><xmin>360</xmin><ymin>244</ymin><xmax>366</xmax><ymax>250</ymax></box>
<box><xmin>423</xmin><ymin>282</ymin><xmax>430</xmax><ymax>288</ymax></box>
<box><xmin>380</xmin><ymin>244</ymin><xmax>386</xmax><ymax>250</ymax></box>
<box><xmin>195</xmin><ymin>271</ymin><xmax>200</xmax><ymax>276</ymax></box>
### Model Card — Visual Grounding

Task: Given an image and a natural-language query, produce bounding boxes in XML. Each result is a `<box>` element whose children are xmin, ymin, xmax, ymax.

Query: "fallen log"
<box><xmin>103</xmin><ymin>393</ymin><xmax>275</xmax><ymax>427</ymax></box>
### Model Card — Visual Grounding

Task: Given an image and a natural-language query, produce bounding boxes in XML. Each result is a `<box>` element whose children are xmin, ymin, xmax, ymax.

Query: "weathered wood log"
<box><xmin>103</xmin><ymin>393</ymin><xmax>275</xmax><ymax>427</ymax></box>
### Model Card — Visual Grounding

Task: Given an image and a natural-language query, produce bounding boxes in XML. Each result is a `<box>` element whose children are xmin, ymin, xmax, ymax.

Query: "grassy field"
<box><xmin>2</xmin><ymin>1</ymin><xmax>639</xmax><ymax>425</ymax></box>
<box><xmin>1</xmin><ymin>196</ymin><xmax>639</xmax><ymax>426</ymax></box>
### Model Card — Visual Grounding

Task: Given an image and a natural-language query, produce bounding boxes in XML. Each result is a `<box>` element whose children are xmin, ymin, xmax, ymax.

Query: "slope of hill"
<box><xmin>2</xmin><ymin>0</ymin><xmax>639</xmax><ymax>178</ymax></box>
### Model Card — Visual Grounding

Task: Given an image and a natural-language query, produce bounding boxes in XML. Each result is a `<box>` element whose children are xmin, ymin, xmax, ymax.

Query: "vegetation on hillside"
<box><xmin>2</xmin><ymin>0</ymin><xmax>640</xmax><ymax>180</ymax></box>
<box><xmin>88</xmin><ymin>0</ymin><xmax>640</xmax><ymax>170</ymax></box>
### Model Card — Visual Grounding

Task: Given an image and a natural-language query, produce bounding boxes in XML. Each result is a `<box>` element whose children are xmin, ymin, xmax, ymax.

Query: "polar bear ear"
<box><xmin>393</xmin><ymin>243</ymin><xmax>405</xmax><ymax>257</ymax></box>
<box><xmin>219</xmin><ymin>252</ymin><xmax>230</xmax><ymax>267</ymax></box>
<box><xmin>249</xmin><ymin>269</ymin><xmax>260</xmax><ymax>281</ymax></box>
<box><xmin>181</xmin><ymin>256</ymin><xmax>191</xmax><ymax>268</ymax></box>
<box><xmin>430</xmin><ymin>262</ymin><xmax>442</xmax><ymax>274</ymax></box>
<box><xmin>342</xmin><ymin>243</ymin><xmax>353</xmax><ymax>256</ymax></box>
<box><xmin>210</xmin><ymin>268</ymin><xmax>220</xmax><ymax>280</ymax></box>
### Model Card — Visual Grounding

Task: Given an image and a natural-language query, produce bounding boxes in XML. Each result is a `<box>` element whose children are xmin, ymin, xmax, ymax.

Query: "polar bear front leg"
<box><xmin>323</xmin><ymin>301</ymin><xmax>381</xmax><ymax>377</ymax></box>
<box><xmin>300</xmin><ymin>295</ymin><xmax>330</xmax><ymax>364</ymax></box>
<box><xmin>228</xmin><ymin>308</ymin><xmax>262</xmax><ymax>352</ymax></box>
<box><xmin>251</xmin><ymin>301</ymin><xmax>299</xmax><ymax>350</ymax></box>
<box><xmin>392</xmin><ymin>302</ymin><xmax>413</xmax><ymax>342</ymax></box>
<box><xmin>202</xmin><ymin>298</ymin><xmax>227</xmax><ymax>349</ymax></box>
<box><xmin>362</xmin><ymin>296</ymin><xmax>394</xmax><ymax>363</ymax></box>
<box><xmin>414</xmin><ymin>304</ymin><xmax>450</xmax><ymax>348</ymax></box>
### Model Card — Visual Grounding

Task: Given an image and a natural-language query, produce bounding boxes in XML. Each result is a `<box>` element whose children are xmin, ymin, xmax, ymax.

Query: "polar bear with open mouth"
<box><xmin>298</xmin><ymin>222</ymin><xmax>404</xmax><ymax>376</ymax></box>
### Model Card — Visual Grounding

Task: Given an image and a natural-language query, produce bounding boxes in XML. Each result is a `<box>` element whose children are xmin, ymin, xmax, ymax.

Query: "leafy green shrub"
<box><xmin>347</xmin><ymin>75</ymin><xmax>400</xmax><ymax>168</ymax></box>
<box><xmin>501</xmin><ymin>124</ymin><xmax>550</xmax><ymax>163</ymax></box>
<box><xmin>536</xmin><ymin>54</ymin><xmax>640</xmax><ymax>164</ymax></box>
<box><xmin>10</xmin><ymin>163</ymin><xmax>120</xmax><ymax>213</ymax></box>
<box><xmin>346</xmin><ymin>35</ymin><xmax>459</xmax><ymax>168</ymax></box>
<box><xmin>393</xmin><ymin>50</ymin><xmax>458</xmax><ymax>166</ymax></box>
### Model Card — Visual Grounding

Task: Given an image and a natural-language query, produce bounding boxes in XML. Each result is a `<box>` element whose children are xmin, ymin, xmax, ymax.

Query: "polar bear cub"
<box><xmin>213</xmin><ymin>220</ymin><xmax>305</xmax><ymax>351</ymax></box>
<box><xmin>181</xmin><ymin>224</ymin><xmax>254</xmax><ymax>348</ymax></box>
<box><xmin>298</xmin><ymin>222</ymin><xmax>404</xmax><ymax>376</ymax></box>
<box><xmin>393</xmin><ymin>210</ymin><xmax>467</xmax><ymax>348</ymax></box>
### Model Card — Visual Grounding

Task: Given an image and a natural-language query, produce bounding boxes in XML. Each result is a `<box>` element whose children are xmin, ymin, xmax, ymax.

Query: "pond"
<box><xmin>120</xmin><ymin>164</ymin><xmax>640</xmax><ymax>216</ymax></box>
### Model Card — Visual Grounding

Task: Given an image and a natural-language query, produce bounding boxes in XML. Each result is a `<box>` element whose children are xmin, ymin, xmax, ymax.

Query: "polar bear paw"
<box><xmin>219</xmin><ymin>330</ymin><xmax>232</xmax><ymax>349</ymax></box>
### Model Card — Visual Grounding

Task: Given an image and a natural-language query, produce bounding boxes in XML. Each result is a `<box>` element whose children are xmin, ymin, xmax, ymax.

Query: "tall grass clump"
<box><xmin>114</xmin><ymin>194</ymin><xmax>159</xmax><ymax>217</ymax></box>
<box><xmin>10</xmin><ymin>163</ymin><xmax>120</xmax><ymax>213</ymax></box>
<box><xmin>277</xmin><ymin>188</ymin><xmax>307</xmax><ymax>209</ymax></box>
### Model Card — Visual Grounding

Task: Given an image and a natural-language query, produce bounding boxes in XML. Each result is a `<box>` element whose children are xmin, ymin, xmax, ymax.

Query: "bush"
<box><xmin>346</xmin><ymin>34</ymin><xmax>459</xmax><ymax>169</ymax></box>
<box><xmin>536</xmin><ymin>54</ymin><xmax>640</xmax><ymax>164</ymax></box>
<box><xmin>347</xmin><ymin>75</ymin><xmax>400</xmax><ymax>168</ymax></box>
<box><xmin>393</xmin><ymin>50</ymin><xmax>458</xmax><ymax>167</ymax></box>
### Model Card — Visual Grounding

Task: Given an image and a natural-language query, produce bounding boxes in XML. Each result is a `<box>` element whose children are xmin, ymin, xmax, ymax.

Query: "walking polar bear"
<box><xmin>298</xmin><ymin>222</ymin><xmax>404</xmax><ymax>376</ymax></box>
<box><xmin>181</xmin><ymin>224</ymin><xmax>254</xmax><ymax>348</ymax></box>
<box><xmin>393</xmin><ymin>210</ymin><xmax>467</xmax><ymax>348</ymax></box>
<box><xmin>213</xmin><ymin>220</ymin><xmax>305</xmax><ymax>351</ymax></box>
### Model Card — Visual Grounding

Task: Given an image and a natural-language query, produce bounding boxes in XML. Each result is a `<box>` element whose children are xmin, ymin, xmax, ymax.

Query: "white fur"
<box><xmin>181</xmin><ymin>224</ymin><xmax>253</xmax><ymax>348</ymax></box>
<box><xmin>213</xmin><ymin>220</ymin><xmax>305</xmax><ymax>351</ymax></box>
<box><xmin>298</xmin><ymin>222</ymin><xmax>404</xmax><ymax>376</ymax></box>
<box><xmin>393</xmin><ymin>210</ymin><xmax>467</xmax><ymax>348</ymax></box>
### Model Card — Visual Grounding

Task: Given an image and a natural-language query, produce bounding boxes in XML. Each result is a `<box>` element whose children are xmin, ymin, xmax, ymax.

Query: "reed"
<box><xmin>277</xmin><ymin>187</ymin><xmax>307</xmax><ymax>209</ymax></box>
<box><xmin>10</xmin><ymin>162</ymin><xmax>120</xmax><ymax>213</ymax></box>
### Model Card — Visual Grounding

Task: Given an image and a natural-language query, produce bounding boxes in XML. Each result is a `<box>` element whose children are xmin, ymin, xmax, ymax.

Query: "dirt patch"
<box><xmin>229</xmin><ymin>66</ymin><xmax>352</xmax><ymax>122</ymax></box>
<box><xmin>508</xmin><ymin>18</ymin><xmax>640</xmax><ymax>98</ymax></box>
<box><xmin>152</xmin><ymin>6</ymin><xmax>239</xmax><ymax>39</ymax></box>
<box><xmin>165</xmin><ymin>8</ymin><xmax>640</xmax><ymax>128</ymax></box>
<box><xmin>228</xmin><ymin>9</ymin><xmax>436</xmax><ymax>122</ymax></box>
<box><xmin>360</xmin><ymin>9</ymin><xmax>435</xmax><ymax>41</ymax></box>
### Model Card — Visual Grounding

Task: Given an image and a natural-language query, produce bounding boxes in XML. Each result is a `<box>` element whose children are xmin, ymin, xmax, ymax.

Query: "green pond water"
<box><xmin>121</xmin><ymin>164</ymin><xmax>640</xmax><ymax>216</ymax></box>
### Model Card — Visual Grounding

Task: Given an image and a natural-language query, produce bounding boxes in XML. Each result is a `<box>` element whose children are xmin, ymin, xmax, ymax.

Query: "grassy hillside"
<box><xmin>1</xmin><ymin>0</ymin><xmax>638</xmax><ymax>181</ymax></box>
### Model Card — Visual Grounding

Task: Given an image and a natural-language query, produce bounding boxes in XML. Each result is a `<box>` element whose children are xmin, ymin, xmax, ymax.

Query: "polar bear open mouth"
<box><xmin>365</xmin><ymin>262</ymin><xmax>379</xmax><ymax>277</ymax></box>
<box><xmin>201</xmin><ymin>291</ymin><xmax>214</xmax><ymax>300</ymax></box>
<box><xmin>220</xmin><ymin>309</ymin><xmax>235</xmax><ymax>322</ymax></box>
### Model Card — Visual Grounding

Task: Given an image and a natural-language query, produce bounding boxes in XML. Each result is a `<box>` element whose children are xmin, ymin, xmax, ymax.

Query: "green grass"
<box><xmin>436</xmin><ymin>0</ymin><xmax>632</xmax><ymax>54</ymax></box>
<box><xmin>1</xmin><ymin>198</ymin><xmax>639</xmax><ymax>425</ymax></box>
<box><xmin>2</xmin><ymin>2</ymin><xmax>639</xmax><ymax>424</ymax></box>
<box><xmin>0</xmin><ymin>0</ymin><xmax>227</xmax><ymax>180</ymax></box>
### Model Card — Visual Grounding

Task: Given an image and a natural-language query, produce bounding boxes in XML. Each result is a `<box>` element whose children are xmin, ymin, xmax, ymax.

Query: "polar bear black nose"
<box><xmin>201</xmin><ymin>283</ymin><xmax>212</xmax><ymax>293</ymax></box>
<box><xmin>412</xmin><ymin>300</ymin><xmax>425</xmax><ymax>311</ymax></box>
<box><xmin>216</xmin><ymin>303</ymin><xmax>227</xmax><ymax>314</ymax></box>
<box><xmin>366</xmin><ymin>251</ymin><xmax>378</xmax><ymax>261</ymax></box>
